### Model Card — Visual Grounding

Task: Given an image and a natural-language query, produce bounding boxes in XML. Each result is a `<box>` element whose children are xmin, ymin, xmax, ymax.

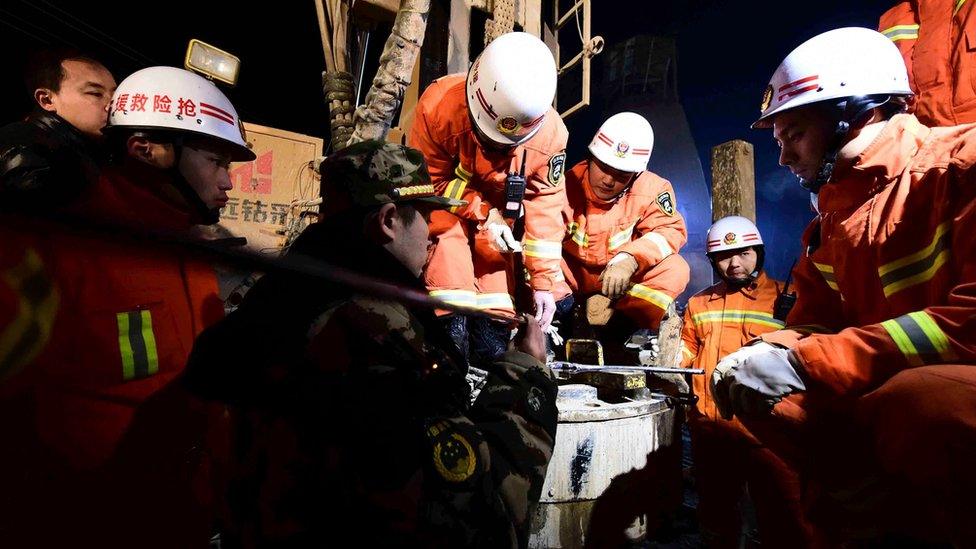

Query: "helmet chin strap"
<box><xmin>168</xmin><ymin>136</ymin><xmax>220</xmax><ymax>225</ymax></box>
<box><xmin>800</xmin><ymin>95</ymin><xmax>895</xmax><ymax>194</ymax></box>
<box><xmin>709</xmin><ymin>245</ymin><xmax>765</xmax><ymax>288</ymax></box>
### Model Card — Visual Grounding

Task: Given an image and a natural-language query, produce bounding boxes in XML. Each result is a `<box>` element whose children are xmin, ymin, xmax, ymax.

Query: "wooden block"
<box><xmin>570</xmin><ymin>370</ymin><xmax>646</xmax><ymax>391</ymax></box>
<box><xmin>222</xmin><ymin>122</ymin><xmax>323</xmax><ymax>253</ymax></box>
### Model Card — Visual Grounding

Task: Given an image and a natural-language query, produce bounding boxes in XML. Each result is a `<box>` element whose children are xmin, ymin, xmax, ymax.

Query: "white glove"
<box><xmin>533</xmin><ymin>290</ymin><xmax>556</xmax><ymax>331</ymax></box>
<box><xmin>485</xmin><ymin>209</ymin><xmax>521</xmax><ymax>253</ymax></box>
<box><xmin>545</xmin><ymin>323</ymin><xmax>564</xmax><ymax>347</ymax></box>
<box><xmin>637</xmin><ymin>335</ymin><xmax>661</xmax><ymax>365</ymax></box>
<box><xmin>710</xmin><ymin>342</ymin><xmax>806</xmax><ymax>420</ymax></box>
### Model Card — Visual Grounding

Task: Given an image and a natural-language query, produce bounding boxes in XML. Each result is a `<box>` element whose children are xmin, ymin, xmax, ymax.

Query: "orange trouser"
<box><xmin>558</xmin><ymin>253</ymin><xmax>690</xmax><ymax>330</ymax></box>
<box><xmin>743</xmin><ymin>365</ymin><xmax>976</xmax><ymax>545</ymax></box>
<box><xmin>425</xmin><ymin>210</ymin><xmax>517</xmax><ymax>317</ymax></box>
<box><xmin>688</xmin><ymin>416</ymin><xmax>819</xmax><ymax>549</ymax></box>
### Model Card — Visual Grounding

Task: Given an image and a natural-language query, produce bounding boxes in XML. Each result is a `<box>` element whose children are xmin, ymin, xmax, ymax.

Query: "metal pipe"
<box><xmin>355</xmin><ymin>30</ymin><xmax>370</xmax><ymax>107</ymax></box>
<box><xmin>551</xmin><ymin>362</ymin><xmax>705</xmax><ymax>375</ymax></box>
<box><xmin>555</xmin><ymin>0</ymin><xmax>584</xmax><ymax>30</ymax></box>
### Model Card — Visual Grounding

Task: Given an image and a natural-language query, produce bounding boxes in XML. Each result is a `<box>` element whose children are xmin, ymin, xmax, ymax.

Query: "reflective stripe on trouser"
<box><xmin>561</xmin><ymin>253</ymin><xmax>690</xmax><ymax>330</ymax></box>
<box><xmin>116</xmin><ymin>309</ymin><xmax>160</xmax><ymax>381</ymax></box>
<box><xmin>425</xmin><ymin>210</ymin><xmax>517</xmax><ymax>317</ymax></box>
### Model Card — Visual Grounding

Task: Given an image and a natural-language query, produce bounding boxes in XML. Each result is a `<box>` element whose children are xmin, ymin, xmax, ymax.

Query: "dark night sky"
<box><xmin>1</xmin><ymin>0</ymin><xmax>897</xmax><ymax>280</ymax></box>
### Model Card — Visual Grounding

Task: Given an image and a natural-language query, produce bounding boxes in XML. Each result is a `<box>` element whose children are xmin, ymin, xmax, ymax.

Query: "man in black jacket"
<box><xmin>0</xmin><ymin>49</ymin><xmax>116</xmax><ymax>210</ymax></box>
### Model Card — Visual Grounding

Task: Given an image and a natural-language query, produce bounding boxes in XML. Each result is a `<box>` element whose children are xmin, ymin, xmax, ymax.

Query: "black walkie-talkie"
<box><xmin>504</xmin><ymin>150</ymin><xmax>528</xmax><ymax>228</ymax></box>
<box><xmin>507</xmin><ymin>150</ymin><xmax>529</xmax><ymax>313</ymax></box>
<box><xmin>774</xmin><ymin>259</ymin><xmax>798</xmax><ymax>321</ymax></box>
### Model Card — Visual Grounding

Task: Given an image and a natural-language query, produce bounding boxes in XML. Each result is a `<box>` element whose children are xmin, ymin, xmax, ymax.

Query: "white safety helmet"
<box><xmin>706</xmin><ymin>216</ymin><xmax>763</xmax><ymax>254</ymax></box>
<box><xmin>752</xmin><ymin>27</ymin><xmax>912</xmax><ymax>129</ymax></box>
<box><xmin>108</xmin><ymin>66</ymin><xmax>255</xmax><ymax>161</ymax></box>
<box><xmin>466</xmin><ymin>32</ymin><xmax>557</xmax><ymax>147</ymax></box>
<box><xmin>588</xmin><ymin>112</ymin><xmax>653</xmax><ymax>173</ymax></box>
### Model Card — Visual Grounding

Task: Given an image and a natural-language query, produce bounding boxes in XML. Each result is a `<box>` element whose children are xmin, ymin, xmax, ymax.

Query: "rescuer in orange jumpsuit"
<box><xmin>409</xmin><ymin>32</ymin><xmax>569</xmax><ymax>364</ymax></box>
<box><xmin>711</xmin><ymin>28</ymin><xmax>976</xmax><ymax>544</ymax></box>
<box><xmin>680</xmin><ymin>216</ymin><xmax>818</xmax><ymax>548</ymax></box>
<box><xmin>554</xmin><ymin>112</ymin><xmax>689</xmax><ymax>338</ymax></box>
<box><xmin>0</xmin><ymin>66</ymin><xmax>254</xmax><ymax>548</ymax></box>
<box><xmin>879</xmin><ymin>0</ymin><xmax>976</xmax><ymax>126</ymax></box>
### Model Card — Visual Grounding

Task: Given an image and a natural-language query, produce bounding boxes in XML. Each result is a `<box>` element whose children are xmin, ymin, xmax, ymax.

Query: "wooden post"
<box><xmin>710</xmin><ymin>139</ymin><xmax>756</xmax><ymax>222</ymax></box>
<box><xmin>523</xmin><ymin>0</ymin><xmax>542</xmax><ymax>37</ymax></box>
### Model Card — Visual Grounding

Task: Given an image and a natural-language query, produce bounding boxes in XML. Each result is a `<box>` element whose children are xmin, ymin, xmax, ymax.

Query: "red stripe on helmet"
<box><xmin>201</xmin><ymin>109</ymin><xmax>234</xmax><ymax>125</ymax></box>
<box><xmin>778</xmin><ymin>84</ymin><xmax>819</xmax><ymax>102</ymax></box>
<box><xmin>778</xmin><ymin>74</ymin><xmax>818</xmax><ymax>93</ymax></box>
<box><xmin>475</xmin><ymin>89</ymin><xmax>497</xmax><ymax>119</ymax></box>
<box><xmin>200</xmin><ymin>102</ymin><xmax>233</xmax><ymax>119</ymax></box>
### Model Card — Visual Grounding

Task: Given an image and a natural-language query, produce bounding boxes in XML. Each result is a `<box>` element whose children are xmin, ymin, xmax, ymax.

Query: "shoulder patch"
<box><xmin>548</xmin><ymin>152</ymin><xmax>567</xmax><ymax>186</ymax></box>
<box><xmin>656</xmin><ymin>191</ymin><xmax>675</xmax><ymax>216</ymax></box>
<box><xmin>428</xmin><ymin>421</ymin><xmax>478</xmax><ymax>483</ymax></box>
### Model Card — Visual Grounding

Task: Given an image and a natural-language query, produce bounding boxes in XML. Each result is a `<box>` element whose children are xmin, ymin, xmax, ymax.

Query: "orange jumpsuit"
<box><xmin>880</xmin><ymin>0</ymin><xmax>976</xmax><ymax>126</ymax></box>
<box><xmin>557</xmin><ymin>160</ymin><xmax>689</xmax><ymax>329</ymax></box>
<box><xmin>409</xmin><ymin>75</ymin><xmax>569</xmax><ymax>315</ymax></box>
<box><xmin>680</xmin><ymin>273</ymin><xmax>817</xmax><ymax>547</ymax></box>
<box><xmin>751</xmin><ymin>114</ymin><xmax>976</xmax><ymax>543</ymax></box>
<box><xmin>0</xmin><ymin>161</ymin><xmax>225</xmax><ymax>547</ymax></box>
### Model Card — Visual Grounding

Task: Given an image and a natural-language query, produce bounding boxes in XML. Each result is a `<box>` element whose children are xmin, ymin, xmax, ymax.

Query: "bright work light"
<box><xmin>184</xmin><ymin>39</ymin><xmax>240</xmax><ymax>86</ymax></box>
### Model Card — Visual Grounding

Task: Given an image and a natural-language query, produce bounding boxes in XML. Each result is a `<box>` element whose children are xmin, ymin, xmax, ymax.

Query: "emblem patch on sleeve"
<box><xmin>656</xmin><ymin>191</ymin><xmax>675</xmax><ymax>216</ymax></box>
<box><xmin>547</xmin><ymin>152</ymin><xmax>566</xmax><ymax>186</ymax></box>
<box><xmin>428</xmin><ymin>422</ymin><xmax>477</xmax><ymax>483</ymax></box>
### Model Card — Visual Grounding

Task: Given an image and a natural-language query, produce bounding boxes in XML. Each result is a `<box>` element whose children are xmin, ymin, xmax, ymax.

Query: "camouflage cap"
<box><xmin>320</xmin><ymin>140</ymin><xmax>466</xmax><ymax>217</ymax></box>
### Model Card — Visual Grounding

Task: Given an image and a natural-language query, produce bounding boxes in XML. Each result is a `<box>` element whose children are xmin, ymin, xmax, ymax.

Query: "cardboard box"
<box><xmin>218</xmin><ymin>122</ymin><xmax>324</xmax><ymax>254</ymax></box>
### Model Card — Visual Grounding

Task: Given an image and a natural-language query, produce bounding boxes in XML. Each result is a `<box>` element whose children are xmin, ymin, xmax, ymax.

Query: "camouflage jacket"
<box><xmin>183</xmin><ymin>222</ymin><xmax>558</xmax><ymax>547</ymax></box>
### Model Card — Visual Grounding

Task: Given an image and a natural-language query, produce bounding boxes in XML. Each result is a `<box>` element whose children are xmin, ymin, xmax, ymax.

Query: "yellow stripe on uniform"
<box><xmin>429</xmin><ymin>289</ymin><xmax>478</xmax><ymax>308</ymax></box>
<box><xmin>443</xmin><ymin>165</ymin><xmax>472</xmax><ymax>213</ymax></box>
<box><xmin>567</xmin><ymin>221</ymin><xmax>588</xmax><ymax>248</ymax></box>
<box><xmin>878</xmin><ymin>222</ymin><xmax>950</xmax><ymax>297</ymax></box>
<box><xmin>476</xmin><ymin>293</ymin><xmax>515</xmax><ymax>310</ymax></box>
<box><xmin>640</xmin><ymin>231</ymin><xmax>673</xmax><ymax>260</ymax></box>
<box><xmin>626</xmin><ymin>284</ymin><xmax>672</xmax><ymax>311</ymax></box>
<box><xmin>812</xmin><ymin>261</ymin><xmax>839</xmax><ymax>291</ymax></box>
<box><xmin>881</xmin><ymin>23</ymin><xmax>920</xmax><ymax>41</ymax></box>
<box><xmin>116</xmin><ymin>309</ymin><xmax>160</xmax><ymax>381</ymax></box>
<box><xmin>692</xmin><ymin>309</ymin><xmax>786</xmax><ymax>330</ymax></box>
<box><xmin>523</xmin><ymin>239</ymin><xmax>563</xmax><ymax>260</ymax></box>
<box><xmin>956</xmin><ymin>0</ymin><xmax>967</xmax><ymax>15</ymax></box>
<box><xmin>880</xmin><ymin>310</ymin><xmax>956</xmax><ymax>367</ymax></box>
<box><xmin>608</xmin><ymin>223</ymin><xmax>636</xmax><ymax>251</ymax></box>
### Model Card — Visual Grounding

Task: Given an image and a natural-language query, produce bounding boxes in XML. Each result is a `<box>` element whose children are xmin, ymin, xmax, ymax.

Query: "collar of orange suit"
<box><xmin>707</xmin><ymin>270</ymin><xmax>768</xmax><ymax>301</ymax></box>
<box><xmin>582</xmin><ymin>163</ymin><xmax>630</xmax><ymax>207</ymax></box>
<box><xmin>818</xmin><ymin>114</ymin><xmax>928</xmax><ymax>214</ymax></box>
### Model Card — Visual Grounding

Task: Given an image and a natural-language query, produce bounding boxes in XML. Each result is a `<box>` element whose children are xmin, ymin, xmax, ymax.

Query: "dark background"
<box><xmin>0</xmin><ymin>0</ymin><xmax>896</xmax><ymax>284</ymax></box>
